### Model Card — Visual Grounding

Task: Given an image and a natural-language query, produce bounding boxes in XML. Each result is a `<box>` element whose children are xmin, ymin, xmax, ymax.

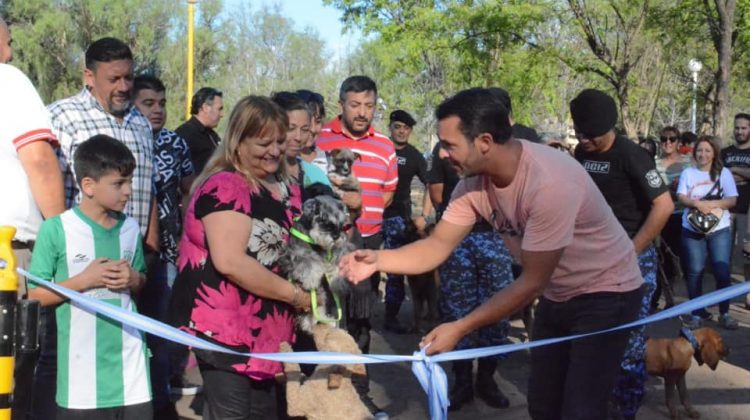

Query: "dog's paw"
<box><xmin>297</xmin><ymin>315</ymin><xmax>315</xmax><ymax>334</ymax></box>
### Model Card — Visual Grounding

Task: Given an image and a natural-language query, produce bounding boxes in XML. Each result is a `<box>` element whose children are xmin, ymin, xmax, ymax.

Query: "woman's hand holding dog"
<box><xmin>339</xmin><ymin>250</ymin><xmax>378</xmax><ymax>284</ymax></box>
<box><xmin>290</xmin><ymin>284</ymin><xmax>312</xmax><ymax>313</ymax></box>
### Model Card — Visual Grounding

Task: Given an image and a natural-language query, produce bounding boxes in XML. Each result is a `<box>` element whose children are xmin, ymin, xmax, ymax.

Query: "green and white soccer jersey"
<box><xmin>29</xmin><ymin>207</ymin><xmax>151</xmax><ymax>409</ymax></box>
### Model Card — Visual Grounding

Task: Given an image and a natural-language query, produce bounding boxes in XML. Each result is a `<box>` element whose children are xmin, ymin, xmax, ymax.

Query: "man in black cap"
<box><xmin>381</xmin><ymin>109</ymin><xmax>432</xmax><ymax>333</ymax></box>
<box><xmin>571</xmin><ymin>88</ymin><xmax>673</xmax><ymax>420</ymax></box>
<box><xmin>489</xmin><ymin>87</ymin><xmax>541</xmax><ymax>143</ymax></box>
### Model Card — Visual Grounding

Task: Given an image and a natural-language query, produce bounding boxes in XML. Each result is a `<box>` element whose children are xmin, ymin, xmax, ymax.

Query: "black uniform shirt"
<box><xmin>384</xmin><ymin>143</ymin><xmax>428</xmax><ymax>219</ymax></box>
<box><xmin>721</xmin><ymin>145</ymin><xmax>750</xmax><ymax>214</ymax></box>
<box><xmin>575</xmin><ymin>136</ymin><xmax>668</xmax><ymax>237</ymax></box>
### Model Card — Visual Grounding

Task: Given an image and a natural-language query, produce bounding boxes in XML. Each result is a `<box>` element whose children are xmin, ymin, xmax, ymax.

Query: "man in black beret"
<box><xmin>571</xmin><ymin>88</ymin><xmax>673</xmax><ymax>420</ymax></box>
<box><xmin>381</xmin><ymin>109</ymin><xmax>432</xmax><ymax>333</ymax></box>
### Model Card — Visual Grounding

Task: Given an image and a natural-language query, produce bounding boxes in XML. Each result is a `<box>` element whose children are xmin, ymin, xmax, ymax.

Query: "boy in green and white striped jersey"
<box><xmin>28</xmin><ymin>135</ymin><xmax>152</xmax><ymax>419</ymax></box>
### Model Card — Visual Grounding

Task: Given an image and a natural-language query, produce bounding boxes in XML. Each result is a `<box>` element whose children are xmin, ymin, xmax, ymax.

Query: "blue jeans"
<box><xmin>681</xmin><ymin>227</ymin><xmax>733</xmax><ymax>315</ymax></box>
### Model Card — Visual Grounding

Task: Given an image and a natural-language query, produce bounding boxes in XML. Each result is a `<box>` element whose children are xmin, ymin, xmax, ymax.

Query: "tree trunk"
<box><xmin>711</xmin><ymin>0</ymin><xmax>736</xmax><ymax>142</ymax></box>
<box><xmin>617</xmin><ymin>83</ymin><xmax>638</xmax><ymax>140</ymax></box>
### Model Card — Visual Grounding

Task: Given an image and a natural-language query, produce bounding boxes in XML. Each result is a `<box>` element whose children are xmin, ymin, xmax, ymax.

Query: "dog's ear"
<box><xmin>353</xmin><ymin>152</ymin><xmax>361</xmax><ymax>161</ymax></box>
<box><xmin>300</xmin><ymin>198</ymin><xmax>321</xmax><ymax>230</ymax></box>
<box><xmin>303</xmin><ymin>198</ymin><xmax>321</xmax><ymax>215</ymax></box>
<box><xmin>330</xmin><ymin>148</ymin><xmax>341</xmax><ymax>159</ymax></box>
<box><xmin>305</xmin><ymin>182</ymin><xmax>336</xmax><ymax>200</ymax></box>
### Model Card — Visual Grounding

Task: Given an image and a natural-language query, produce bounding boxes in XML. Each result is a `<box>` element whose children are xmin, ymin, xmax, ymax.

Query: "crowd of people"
<box><xmin>1</xmin><ymin>18</ymin><xmax>747</xmax><ymax>420</ymax></box>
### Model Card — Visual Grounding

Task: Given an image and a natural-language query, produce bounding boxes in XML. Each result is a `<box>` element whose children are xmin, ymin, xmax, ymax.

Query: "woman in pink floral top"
<box><xmin>169</xmin><ymin>96</ymin><xmax>309</xmax><ymax>419</ymax></box>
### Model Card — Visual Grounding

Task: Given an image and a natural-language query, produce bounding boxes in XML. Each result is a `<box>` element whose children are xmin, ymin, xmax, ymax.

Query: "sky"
<box><xmin>227</xmin><ymin>0</ymin><xmax>363</xmax><ymax>59</ymax></box>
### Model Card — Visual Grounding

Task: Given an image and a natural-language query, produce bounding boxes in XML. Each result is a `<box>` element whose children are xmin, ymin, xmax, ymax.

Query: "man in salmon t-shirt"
<box><xmin>339</xmin><ymin>88</ymin><xmax>644</xmax><ymax>419</ymax></box>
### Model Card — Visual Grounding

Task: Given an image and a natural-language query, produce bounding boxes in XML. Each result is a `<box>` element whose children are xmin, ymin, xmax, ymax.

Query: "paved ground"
<box><xmin>176</xmin><ymin>276</ymin><xmax>750</xmax><ymax>419</ymax></box>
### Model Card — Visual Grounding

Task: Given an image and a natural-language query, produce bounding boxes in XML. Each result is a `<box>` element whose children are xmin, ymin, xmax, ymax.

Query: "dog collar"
<box><xmin>680</xmin><ymin>327</ymin><xmax>700</xmax><ymax>353</ymax></box>
<box><xmin>290</xmin><ymin>227</ymin><xmax>314</xmax><ymax>244</ymax></box>
<box><xmin>290</xmin><ymin>227</ymin><xmax>333</xmax><ymax>262</ymax></box>
<box><xmin>288</xmin><ymin>225</ymin><xmax>341</xmax><ymax>323</ymax></box>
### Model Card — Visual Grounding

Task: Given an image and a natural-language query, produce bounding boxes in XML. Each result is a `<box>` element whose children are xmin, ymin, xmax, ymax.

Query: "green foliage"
<box><xmin>4</xmin><ymin>0</ymin><xmax>750</xmax><ymax>142</ymax></box>
<box><xmin>330</xmin><ymin>0</ymin><xmax>750</xmax><ymax>142</ymax></box>
<box><xmin>2</xmin><ymin>0</ymin><xmax>343</xmax><ymax>132</ymax></box>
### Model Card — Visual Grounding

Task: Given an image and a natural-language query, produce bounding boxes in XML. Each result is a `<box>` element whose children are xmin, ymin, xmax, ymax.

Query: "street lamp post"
<box><xmin>688</xmin><ymin>59</ymin><xmax>703</xmax><ymax>133</ymax></box>
<box><xmin>186</xmin><ymin>0</ymin><xmax>196</xmax><ymax>120</ymax></box>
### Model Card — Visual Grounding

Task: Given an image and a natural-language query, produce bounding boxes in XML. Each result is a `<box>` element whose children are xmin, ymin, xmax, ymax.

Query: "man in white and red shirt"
<box><xmin>317</xmin><ymin>75</ymin><xmax>397</xmax><ymax>417</ymax></box>
<box><xmin>0</xmin><ymin>59</ymin><xmax>65</xmax><ymax>419</ymax></box>
<box><xmin>340</xmin><ymin>88</ymin><xmax>644</xmax><ymax>420</ymax></box>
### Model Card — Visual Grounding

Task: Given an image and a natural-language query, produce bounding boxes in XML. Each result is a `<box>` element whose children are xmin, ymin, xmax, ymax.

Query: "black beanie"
<box><xmin>389</xmin><ymin>110</ymin><xmax>417</xmax><ymax>127</ymax></box>
<box><xmin>570</xmin><ymin>89</ymin><xmax>618</xmax><ymax>137</ymax></box>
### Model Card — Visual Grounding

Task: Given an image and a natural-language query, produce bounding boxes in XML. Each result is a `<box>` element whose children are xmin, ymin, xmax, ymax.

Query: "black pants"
<box><xmin>56</xmin><ymin>402</ymin><xmax>152</xmax><ymax>420</ymax></box>
<box><xmin>345</xmin><ymin>232</ymin><xmax>382</xmax><ymax>355</ymax></box>
<box><xmin>528</xmin><ymin>286</ymin><xmax>643</xmax><ymax>420</ymax></box>
<box><xmin>199</xmin><ymin>362</ymin><xmax>286</xmax><ymax>420</ymax></box>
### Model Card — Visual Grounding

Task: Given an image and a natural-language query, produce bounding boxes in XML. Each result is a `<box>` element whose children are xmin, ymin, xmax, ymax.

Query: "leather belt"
<box><xmin>11</xmin><ymin>240</ymin><xmax>34</xmax><ymax>250</ymax></box>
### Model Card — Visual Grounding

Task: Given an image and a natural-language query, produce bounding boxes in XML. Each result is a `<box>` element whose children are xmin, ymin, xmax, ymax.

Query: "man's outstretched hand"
<box><xmin>419</xmin><ymin>321</ymin><xmax>469</xmax><ymax>356</ymax></box>
<box><xmin>338</xmin><ymin>249</ymin><xmax>378</xmax><ymax>284</ymax></box>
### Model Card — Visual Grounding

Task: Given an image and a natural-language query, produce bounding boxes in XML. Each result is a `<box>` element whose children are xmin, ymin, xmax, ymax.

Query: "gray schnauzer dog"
<box><xmin>280</xmin><ymin>195</ymin><xmax>355</xmax><ymax>333</ymax></box>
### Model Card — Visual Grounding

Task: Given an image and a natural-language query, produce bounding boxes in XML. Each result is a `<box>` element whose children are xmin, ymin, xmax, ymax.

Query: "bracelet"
<box><xmin>292</xmin><ymin>285</ymin><xmax>306</xmax><ymax>310</ymax></box>
<box><xmin>291</xmin><ymin>285</ymin><xmax>300</xmax><ymax>309</ymax></box>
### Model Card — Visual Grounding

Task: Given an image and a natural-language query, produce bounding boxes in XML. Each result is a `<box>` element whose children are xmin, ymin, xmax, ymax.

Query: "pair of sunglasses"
<box><xmin>660</xmin><ymin>136</ymin><xmax>679</xmax><ymax>143</ymax></box>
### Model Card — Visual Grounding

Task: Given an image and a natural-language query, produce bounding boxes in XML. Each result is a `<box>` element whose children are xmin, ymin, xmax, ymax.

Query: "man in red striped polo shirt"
<box><xmin>317</xmin><ymin>75</ymin><xmax>396</xmax><ymax>417</ymax></box>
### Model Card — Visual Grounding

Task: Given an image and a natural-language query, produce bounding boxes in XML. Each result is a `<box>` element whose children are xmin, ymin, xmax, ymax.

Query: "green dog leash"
<box><xmin>289</xmin><ymin>227</ymin><xmax>343</xmax><ymax>324</ymax></box>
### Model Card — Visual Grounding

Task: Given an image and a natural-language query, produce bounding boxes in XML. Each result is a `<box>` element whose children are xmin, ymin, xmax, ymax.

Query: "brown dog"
<box><xmin>645</xmin><ymin>327</ymin><xmax>729</xmax><ymax>419</ymax></box>
<box><xmin>327</xmin><ymin>148</ymin><xmax>361</xmax><ymax>194</ymax></box>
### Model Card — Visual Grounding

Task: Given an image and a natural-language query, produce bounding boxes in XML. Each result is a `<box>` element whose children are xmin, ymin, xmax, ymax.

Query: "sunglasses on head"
<box><xmin>660</xmin><ymin>136</ymin><xmax>678</xmax><ymax>143</ymax></box>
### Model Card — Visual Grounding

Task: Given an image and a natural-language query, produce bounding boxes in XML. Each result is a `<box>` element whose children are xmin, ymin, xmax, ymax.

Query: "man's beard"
<box><xmin>109</xmin><ymin>99</ymin><xmax>131</xmax><ymax>118</ymax></box>
<box><xmin>343</xmin><ymin>116</ymin><xmax>370</xmax><ymax>136</ymax></box>
<box><xmin>737</xmin><ymin>134</ymin><xmax>750</xmax><ymax>144</ymax></box>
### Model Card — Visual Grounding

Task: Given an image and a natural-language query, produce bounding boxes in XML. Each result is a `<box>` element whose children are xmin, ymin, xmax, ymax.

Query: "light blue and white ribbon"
<box><xmin>18</xmin><ymin>267</ymin><xmax>750</xmax><ymax>420</ymax></box>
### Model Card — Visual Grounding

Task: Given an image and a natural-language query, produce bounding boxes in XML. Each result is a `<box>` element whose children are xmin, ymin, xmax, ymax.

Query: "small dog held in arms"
<box><xmin>279</xmin><ymin>195</ymin><xmax>355</xmax><ymax>333</ymax></box>
<box><xmin>327</xmin><ymin>148</ymin><xmax>360</xmax><ymax>197</ymax></box>
<box><xmin>645</xmin><ymin>327</ymin><xmax>729</xmax><ymax>419</ymax></box>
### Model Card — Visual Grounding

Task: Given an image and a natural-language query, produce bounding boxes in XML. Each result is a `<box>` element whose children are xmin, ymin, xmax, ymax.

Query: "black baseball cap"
<box><xmin>389</xmin><ymin>110</ymin><xmax>416</xmax><ymax>127</ymax></box>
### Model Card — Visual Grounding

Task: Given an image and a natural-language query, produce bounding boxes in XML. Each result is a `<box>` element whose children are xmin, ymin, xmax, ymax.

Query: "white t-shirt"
<box><xmin>0</xmin><ymin>64</ymin><xmax>58</xmax><ymax>242</ymax></box>
<box><xmin>676</xmin><ymin>166</ymin><xmax>738</xmax><ymax>232</ymax></box>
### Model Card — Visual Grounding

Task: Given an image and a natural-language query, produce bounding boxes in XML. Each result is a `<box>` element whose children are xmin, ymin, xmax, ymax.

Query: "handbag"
<box><xmin>687</xmin><ymin>178</ymin><xmax>723</xmax><ymax>234</ymax></box>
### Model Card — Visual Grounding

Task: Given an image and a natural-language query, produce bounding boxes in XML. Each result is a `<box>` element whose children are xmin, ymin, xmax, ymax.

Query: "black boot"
<box><xmin>448</xmin><ymin>360</ymin><xmax>474</xmax><ymax>411</ymax></box>
<box><xmin>383</xmin><ymin>303</ymin><xmax>408</xmax><ymax>334</ymax></box>
<box><xmin>475</xmin><ymin>358</ymin><xmax>510</xmax><ymax>409</ymax></box>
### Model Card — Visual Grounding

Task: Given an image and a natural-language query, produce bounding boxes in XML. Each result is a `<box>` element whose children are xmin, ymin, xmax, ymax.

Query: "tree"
<box><xmin>328</xmin><ymin>0</ymin><xmax>551</xmax><ymax>148</ymax></box>
<box><xmin>707</xmin><ymin>0</ymin><xmax>738</xmax><ymax>139</ymax></box>
<box><xmin>2</xmin><ymin>0</ymin><xmax>342</xmax><ymax>131</ymax></box>
<box><xmin>564</xmin><ymin>0</ymin><xmax>655</xmax><ymax>138</ymax></box>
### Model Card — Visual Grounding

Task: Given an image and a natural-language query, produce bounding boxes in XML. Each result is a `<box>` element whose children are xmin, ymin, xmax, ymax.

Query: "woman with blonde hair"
<box><xmin>677</xmin><ymin>136</ymin><xmax>739</xmax><ymax>330</ymax></box>
<box><xmin>169</xmin><ymin>95</ymin><xmax>311</xmax><ymax>419</ymax></box>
